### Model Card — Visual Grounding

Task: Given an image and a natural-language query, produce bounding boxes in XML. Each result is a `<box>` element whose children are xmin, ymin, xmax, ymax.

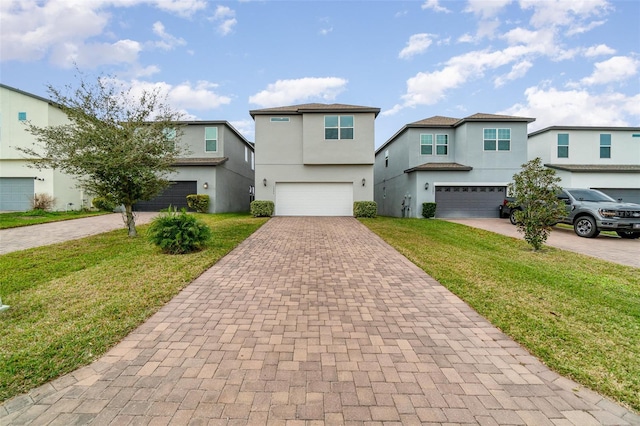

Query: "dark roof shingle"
<box><xmin>404</xmin><ymin>162</ymin><xmax>473</xmax><ymax>173</ymax></box>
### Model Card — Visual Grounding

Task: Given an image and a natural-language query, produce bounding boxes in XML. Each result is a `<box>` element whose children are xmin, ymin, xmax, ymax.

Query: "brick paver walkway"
<box><xmin>2</xmin><ymin>217</ymin><xmax>638</xmax><ymax>425</ymax></box>
<box><xmin>0</xmin><ymin>212</ymin><xmax>157</xmax><ymax>254</ymax></box>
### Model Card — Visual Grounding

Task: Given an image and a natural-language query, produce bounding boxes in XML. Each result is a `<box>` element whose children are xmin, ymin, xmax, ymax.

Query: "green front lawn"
<box><xmin>360</xmin><ymin>217</ymin><xmax>639</xmax><ymax>412</ymax></box>
<box><xmin>0</xmin><ymin>213</ymin><xmax>268</xmax><ymax>402</ymax></box>
<box><xmin>0</xmin><ymin>210</ymin><xmax>109</xmax><ymax>229</ymax></box>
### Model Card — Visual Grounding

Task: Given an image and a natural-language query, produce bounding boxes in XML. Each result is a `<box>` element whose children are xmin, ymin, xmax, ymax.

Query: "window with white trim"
<box><xmin>384</xmin><ymin>150</ymin><xmax>389</xmax><ymax>167</ymax></box>
<box><xmin>420</xmin><ymin>134</ymin><xmax>433</xmax><ymax>155</ymax></box>
<box><xmin>484</xmin><ymin>128</ymin><xmax>511</xmax><ymax>151</ymax></box>
<box><xmin>436</xmin><ymin>134</ymin><xmax>448</xmax><ymax>155</ymax></box>
<box><xmin>325</xmin><ymin>115</ymin><xmax>354</xmax><ymax>140</ymax></box>
<box><xmin>251</xmin><ymin>151</ymin><xmax>255</xmax><ymax>170</ymax></box>
<box><xmin>245</xmin><ymin>146</ymin><xmax>248</xmax><ymax>162</ymax></box>
<box><xmin>600</xmin><ymin>134</ymin><xmax>611</xmax><ymax>158</ymax></box>
<box><xmin>557</xmin><ymin>133</ymin><xmax>569</xmax><ymax>158</ymax></box>
<box><xmin>270</xmin><ymin>117</ymin><xmax>290</xmax><ymax>122</ymax></box>
<box><xmin>18</xmin><ymin>112</ymin><xmax>27</xmax><ymax>121</ymax></box>
<box><xmin>205</xmin><ymin>127</ymin><xmax>218</xmax><ymax>152</ymax></box>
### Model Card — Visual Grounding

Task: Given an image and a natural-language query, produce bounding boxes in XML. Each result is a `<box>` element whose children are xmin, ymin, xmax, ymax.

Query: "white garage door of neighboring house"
<box><xmin>0</xmin><ymin>177</ymin><xmax>34</xmax><ymax>211</ymax></box>
<box><xmin>276</xmin><ymin>183</ymin><xmax>353</xmax><ymax>216</ymax></box>
<box><xmin>435</xmin><ymin>186</ymin><xmax>505</xmax><ymax>218</ymax></box>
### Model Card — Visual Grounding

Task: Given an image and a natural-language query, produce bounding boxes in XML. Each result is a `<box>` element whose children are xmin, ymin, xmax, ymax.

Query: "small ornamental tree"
<box><xmin>17</xmin><ymin>72</ymin><xmax>186</xmax><ymax>237</ymax></box>
<box><xmin>508</xmin><ymin>158</ymin><xmax>565</xmax><ymax>251</ymax></box>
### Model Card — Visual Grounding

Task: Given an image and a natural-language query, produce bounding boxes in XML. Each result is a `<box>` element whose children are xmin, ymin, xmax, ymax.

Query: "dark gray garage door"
<box><xmin>134</xmin><ymin>181</ymin><xmax>197</xmax><ymax>211</ymax></box>
<box><xmin>0</xmin><ymin>177</ymin><xmax>34</xmax><ymax>211</ymax></box>
<box><xmin>595</xmin><ymin>188</ymin><xmax>640</xmax><ymax>204</ymax></box>
<box><xmin>435</xmin><ymin>186</ymin><xmax>505</xmax><ymax>218</ymax></box>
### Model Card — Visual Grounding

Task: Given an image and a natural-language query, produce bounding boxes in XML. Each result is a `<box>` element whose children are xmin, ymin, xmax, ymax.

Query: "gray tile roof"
<box><xmin>545</xmin><ymin>164</ymin><xmax>640</xmax><ymax>173</ymax></box>
<box><xmin>409</xmin><ymin>116</ymin><xmax>460</xmax><ymax>126</ymax></box>
<box><xmin>249</xmin><ymin>103</ymin><xmax>380</xmax><ymax>118</ymax></box>
<box><xmin>404</xmin><ymin>162</ymin><xmax>473</xmax><ymax>173</ymax></box>
<box><xmin>173</xmin><ymin>157</ymin><xmax>228</xmax><ymax>166</ymax></box>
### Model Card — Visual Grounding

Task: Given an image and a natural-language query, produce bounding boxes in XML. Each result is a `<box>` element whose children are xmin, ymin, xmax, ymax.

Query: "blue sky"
<box><xmin>1</xmin><ymin>0</ymin><xmax>639</xmax><ymax>148</ymax></box>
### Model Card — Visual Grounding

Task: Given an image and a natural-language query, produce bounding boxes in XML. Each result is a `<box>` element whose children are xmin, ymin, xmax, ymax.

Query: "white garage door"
<box><xmin>0</xmin><ymin>178</ymin><xmax>34</xmax><ymax>211</ymax></box>
<box><xmin>276</xmin><ymin>183</ymin><xmax>353</xmax><ymax>216</ymax></box>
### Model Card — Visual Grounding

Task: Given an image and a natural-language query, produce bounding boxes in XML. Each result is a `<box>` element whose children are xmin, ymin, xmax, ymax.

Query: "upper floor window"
<box><xmin>251</xmin><ymin>151</ymin><xmax>255</xmax><ymax>170</ymax></box>
<box><xmin>420</xmin><ymin>134</ymin><xmax>433</xmax><ymax>155</ymax></box>
<box><xmin>205</xmin><ymin>127</ymin><xmax>218</xmax><ymax>152</ymax></box>
<box><xmin>557</xmin><ymin>133</ymin><xmax>569</xmax><ymax>158</ymax></box>
<box><xmin>163</xmin><ymin>127</ymin><xmax>176</xmax><ymax>149</ymax></box>
<box><xmin>18</xmin><ymin>112</ymin><xmax>27</xmax><ymax>121</ymax></box>
<box><xmin>436</xmin><ymin>134</ymin><xmax>448</xmax><ymax>155</ymax></box>
<box><xmin>600</xmin><ymin>134</ymin><xmax>611</xmax><ymax>158</ymax></box>
<box><xmin>245</xmin><ymin>146</ymin><xmax>248</xmax><ymax>162</ymax></box>
<box><xmin>384</xmin><ymin>150</ymin><xmax>389</xmax><ymax>167</ymax></box>
<box><xmin>325</xmin><ymin>115</ymin><xmax>353</xmax><ymax>140</ymax></box>
<box><xmin>270</xmin><ymin>117</ymin><xmax>290</xmax><ymax>122</ymax></box>
<box><xmin>484</xmin><ymin>128</ymin><xmax>511</xmax><ymax>151</ymax></box>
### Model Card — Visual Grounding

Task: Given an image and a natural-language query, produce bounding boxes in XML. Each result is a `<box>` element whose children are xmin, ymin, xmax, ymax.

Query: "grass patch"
<box><xmin>360</xmin><ymin>217</ymin><xmax>640</xmax><ymax>412</ymax></box>
<box><xmin>0</xmin><ymin>210</ymin><xmax>108</xmax><ymax>229</ymax></box>
<box><xmin>0</xmin><ymin>213</ymin><xmax>268</xmax><ymax>402</ymax></box>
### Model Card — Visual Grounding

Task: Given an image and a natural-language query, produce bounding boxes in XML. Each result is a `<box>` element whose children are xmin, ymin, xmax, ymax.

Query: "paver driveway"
<box><xmin>2</xmin><ymin>217</ymin><xmax>638</xmax><ymax>425</ymax></box>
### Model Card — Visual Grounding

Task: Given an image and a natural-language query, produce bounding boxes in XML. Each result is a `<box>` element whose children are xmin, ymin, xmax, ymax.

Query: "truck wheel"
<box><xmin>509</xmin><ymin>209</ymin><xmax>519</xmax><ymax>225</ymax></box>
<box><xmin>616</xmin><ymin>231</ymin><xmax>640</xmax><ymax>239</ymax></box>
<box><xmin>574</xmin><ymin>216</ymin><xmax>599</xmax><ymax>238</ymax></box>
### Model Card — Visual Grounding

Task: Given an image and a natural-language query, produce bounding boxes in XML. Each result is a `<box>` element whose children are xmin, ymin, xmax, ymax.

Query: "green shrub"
<box><xmin>92</xmin><ymin>197</ymin><xmax>115</xmax><ymax>212</ymax></box>
<box><xmin>354</xmin><ymin>201</ymin><xmax>377</xmax><ymax>218</ymax></box>
<box><xmin>251</xmin><ymin>200</ymin><xmax>274</xmax><ymax>217</ymax></box>
<box><xmin>422</xmin><ymin>202</ymin><xmax>437</xmax><ymax>218</ymax></box>
<box><xmin>186</xmin><ymin>194</ymin><xmax>210</xmax><ymax>213</ymax></box>
<box><xmin>147</xmin><ymin>208</ymin><xmax>212</xmax><ymax>254</ymax></box>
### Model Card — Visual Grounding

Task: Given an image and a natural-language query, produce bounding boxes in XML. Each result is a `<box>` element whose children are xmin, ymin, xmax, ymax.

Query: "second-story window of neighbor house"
<box><xmin>436</xmin><ymin>134</ymin><xmax>448</xmax><ymax>155</ymax></box>
<box><xmin>163</xmin><ymin>128</ymin><xmax>176</xmax><ymax>149</ymax></box>
<box><xmin>557</xmin><ymin>133</ymin><xmax>569</xmax><ymax>158</ymax></box>
<box><xmin>600</xmin><ymin>134</ymin><xmax>611</xmax><ymax>158</ymax></box>
<box><xmin>325</xmin><ymin>115</ymin><xmax>354</xmax><ymax>140</ymax></box>
<box><xmin>18</xmin><ymin>112</ymin><xmax>27</xmax><ymax>121</ymax></box>
<box><xmin>205</xmin><ymin>127</ymin><xmax>218</xmax><ymax>152</ymax></box>
<box><xmin>385</xmin><ymin>150</ymin><xmax>389</xmax><ymax>167</ymax></box>
<box><xmin>420</xmin><ymin>134</ymin><xmax>433</xmax><ymax>155</ymax></box>
<box><xmin>484</xmin><ymin>128</ymin><xmax>511</xmax><ymax>151</ymax></box>
<box><xmin>270</xmin><ymin>117</ymin><xmax>290</xmax><ymax>122</ymax></box>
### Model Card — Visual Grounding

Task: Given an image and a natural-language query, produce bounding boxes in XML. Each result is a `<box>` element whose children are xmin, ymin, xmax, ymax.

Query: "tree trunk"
<box><xmin>123</xmin><ymin>204</ymin><xmax>137</xmax><ymax>237</ymax></box>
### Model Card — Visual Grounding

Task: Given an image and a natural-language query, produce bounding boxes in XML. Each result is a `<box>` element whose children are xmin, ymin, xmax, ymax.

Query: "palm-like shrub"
<box><xmin>147</xmin><ymin>208</ymin><xmax>212</xmax><ymax>254</ymax></box>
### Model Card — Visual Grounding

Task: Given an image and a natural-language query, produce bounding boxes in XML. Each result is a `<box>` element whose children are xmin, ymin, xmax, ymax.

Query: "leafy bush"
<box><xmin>422</xmin><ymin>202</ymin><xmax>437</xmax><ymax>218</ymax></box>
<box><xmin>251</xmin><ymin>200</ymin><xmax>274</xmax><ymax>217</ymax></box>
<box><xmin>92</xmin><ymin>197</ymin><xmax>115</xmax><ymax>212</ymax></box>
<box><xmin>147</xmin><ymin>208</ymin><xmax>212</xmax><ymax>254</ymax></box>
<box><xmin>30</xmin><ymin>193</ymin><xmax>56</xmax><ymax>211</ymax></box>
<box><xmin>354</xmin><ymin>201</ymin><xmax>377</xmax><ymax>218</ymax></box>
<box><xmin>186</xmin><ymin>194</ymin><xmax>210</xmax><ymax>213</ymax></box>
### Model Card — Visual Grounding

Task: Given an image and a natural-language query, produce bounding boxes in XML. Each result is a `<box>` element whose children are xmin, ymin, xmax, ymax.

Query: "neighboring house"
<box><xmin>0</xmin><ymin>83</ymin><xmax>86</xmax><ymax>211</ymax></box>
<box><xmin>249</xmin><ymin>103</ymin><xmax>380</xmax><ymax>216</ymax></box>
<box><xmin>375</xmin><ymin>113</ymin><xmax>534</xmax><ymax>218</ymax></box>
<box><xmin>134</xmin><ymin>121</ymin><xmax>255</xmax><ymax>213</ymax></box>
<box><xmin>528</xmin><ymin>126</ymin><xmax>640</xmax><ymax>204</ymax></box>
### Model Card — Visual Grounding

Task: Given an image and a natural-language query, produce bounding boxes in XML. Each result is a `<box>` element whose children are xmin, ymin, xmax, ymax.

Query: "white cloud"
<box><xmin>421</xmin><ymin>0</ymin><xmax>451</xmax><ymax>13</ymax></box>
<box><xmin>229</xmin><ymin>119</ymin><xmax>254</xmax><ymax>141</ymax></box>
<box><xmin>211</xmin><ymin>5</ymin><xmax>237</xmax><ymax>35</ymax></box>
<box><xmin>520</xmin><ymin>0</ymin><xmax>611</xmax><ymax>30</ymax></box>
<box><xmin>399</xmin><ymin>34</ymin><xmax>435</xmax><ymax>59</ymax></box>
<box><xmin>580</xmin><ymin>56</ymin><xmax>640</xmax><ymax>86</ymax></box>
<box><xmin>464</xmin><ymin>0</ymin><xmax>512</xmax><ymax>18</ymax></box>
<box><xmin>249</xmin><ymin>77</ymin><xmax>348</xmax><ymax>107</ymax></box>
<box><xmin>583</xmin><ymin>44</ymin><xmax>616</xmax><ymax>57</ymax></box>
<box><xmin>151</xmin><ymin>21</ymin><xmax>186</xmax><ymax>50</ymax></box>
<box><xmin>0</xmin><ymin>0</ymin><xmax>198</xmax><ymax>67</ymax></box>
<box><xmin>494</xmin><ymin>60</ymin><xmax>533</xmax><ymax>87</ymax></box>
<box><xmin>501</xmin><ymin>85</ymin><xmax>638</xmax><ymax>131</ymax></box>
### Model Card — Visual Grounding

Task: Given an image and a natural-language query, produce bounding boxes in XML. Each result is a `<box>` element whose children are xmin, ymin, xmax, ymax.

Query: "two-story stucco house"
<box><xmin>528</xmin><ymin>126</ymin><xmax>640</xmax><ymax>204</ymax></box>
<box><xmin>135</xmin><ymin>121</ymin><xmax>255</xmax><ymax>213</ymax></box>
<box><xmin>0</xmin><ymin>83</ymin><xmax>87</xmax><ymax>211</ymax></box>
<box><xmin>250</xmin><ymin>103</ymin><xmax>380</xmax><ymax>216</ymax></box>
<box><xmin>375</xmin><ymin>113</ymin><xmax>535</xmax><ymax>218</ymax></box>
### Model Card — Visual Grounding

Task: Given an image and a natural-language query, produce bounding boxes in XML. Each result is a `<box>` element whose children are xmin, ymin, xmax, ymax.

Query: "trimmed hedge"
<box><xmin>422</xmin><ymin>202</ymin><xmax>437</xmax><ymax>218</ymax></box>
<box><xmin>92</xmin><ymin>197</ymin><xmax>115</xmax><ymax>212</ymax></box>
<box><xmin>186</xmin><ymin>194</ymin><xmax>210</xmax><ymax>213</ymax></box>
<box><xmin>251</xmin><ymin>200</ymin><xmax>274</xmax><ymax>217</ymax></box>
<box><xmin>354</xmin><ymin>201</ymin><xmax>377</xmax><ymax>218</ymax></box>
